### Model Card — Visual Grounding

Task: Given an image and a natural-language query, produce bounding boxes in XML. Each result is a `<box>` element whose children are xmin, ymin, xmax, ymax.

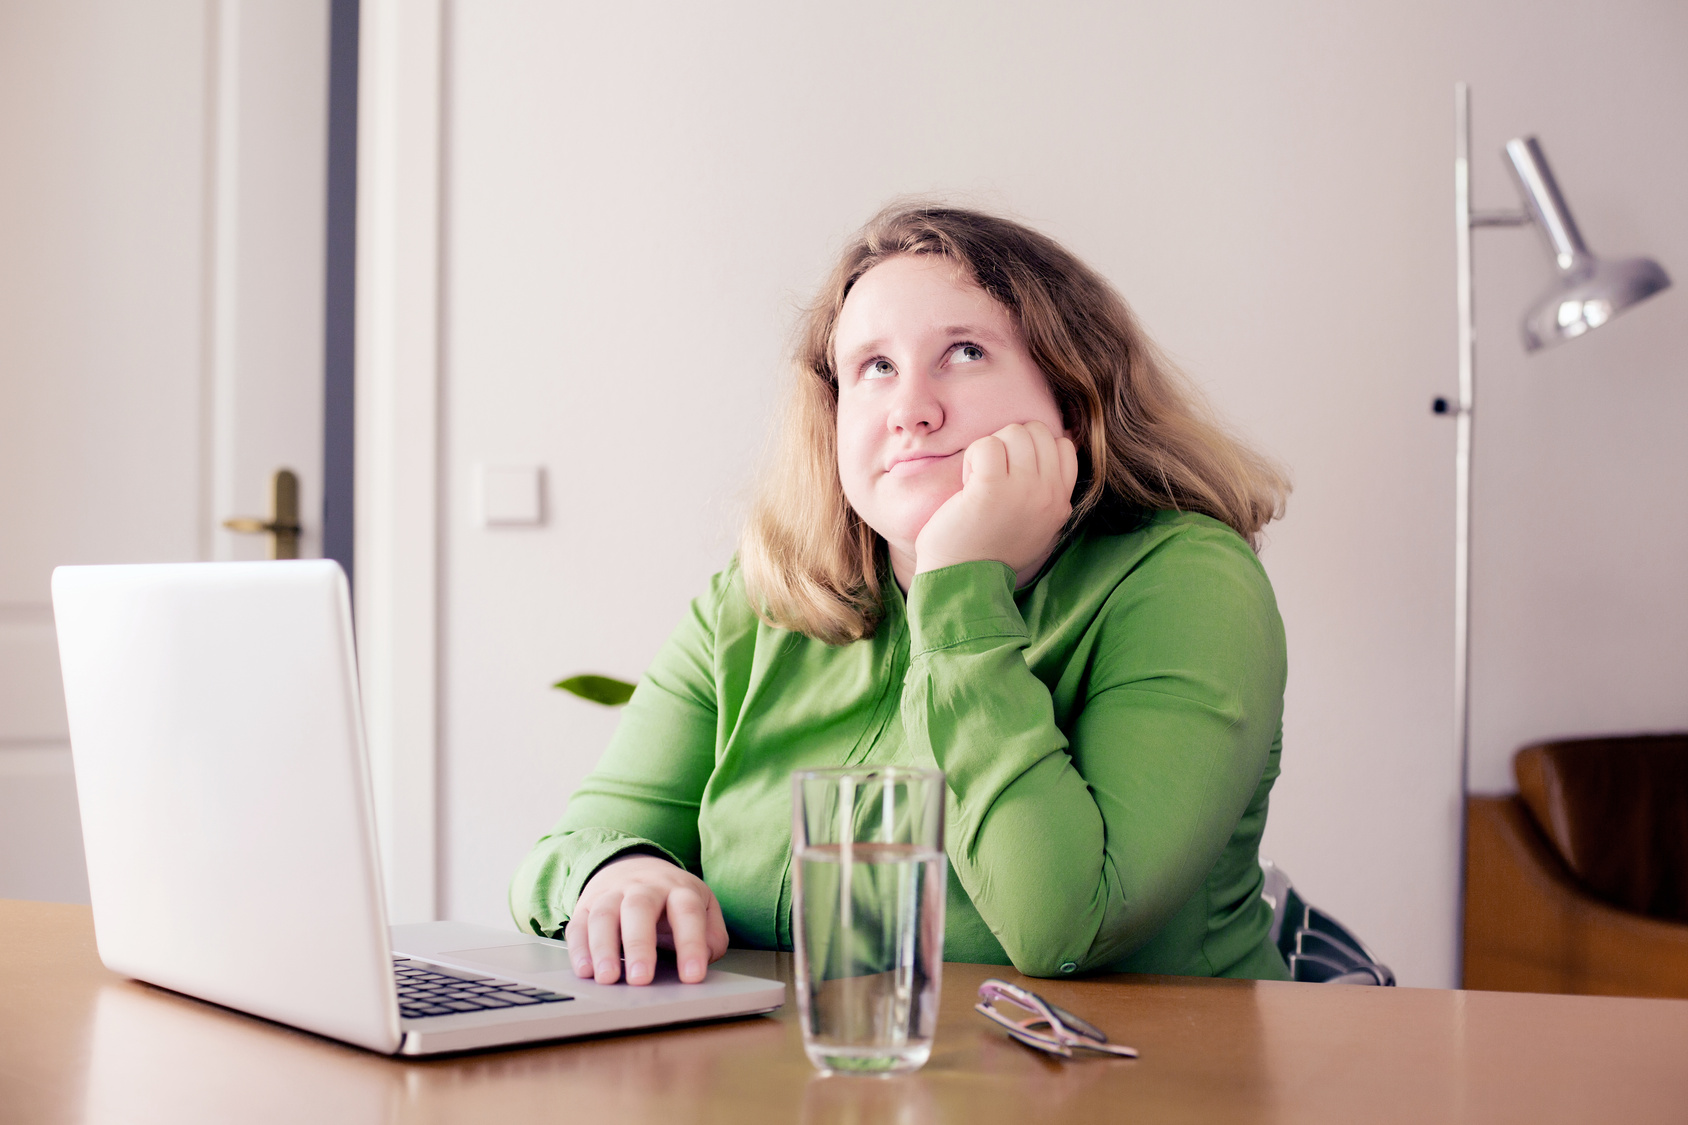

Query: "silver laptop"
<box><xmin>52</xmin><ymin>560</ymin><xmax>783</xmax><ymax>1055</ymax></box>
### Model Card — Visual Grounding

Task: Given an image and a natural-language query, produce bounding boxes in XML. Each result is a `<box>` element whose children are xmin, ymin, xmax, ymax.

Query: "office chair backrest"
<box><xmin>1261</xmin><ymin>860</ymin><xmax>1395</xmax><ymax>986</ymax></box>
<box><xmin>1515</xmin><ymin>735</ymin><xmax>1688</xmax><ymax>923</ymax></box>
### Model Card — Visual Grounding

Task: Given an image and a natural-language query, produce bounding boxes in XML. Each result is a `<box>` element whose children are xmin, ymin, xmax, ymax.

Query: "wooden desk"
<box><xmin>5</xmin><ymin>900</ymin><xmax>1687</xmax><ymax>1124</ymax></box>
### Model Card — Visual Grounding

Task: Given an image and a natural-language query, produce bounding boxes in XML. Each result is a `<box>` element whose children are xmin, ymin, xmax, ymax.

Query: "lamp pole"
<box><xmin>1448</xmin><ymin>82</ymin><xmax>1531</xmax><ymax>986</ymax></box>
<box><xmin>1451</xmin><ymin>82</ymin><xmax>1531</xmax><ymax>803</ymax></box>
<box><xmin>1453</xmin><ymin>82</ymin><xmax>1476</xmax><ymax>804</ymax></box>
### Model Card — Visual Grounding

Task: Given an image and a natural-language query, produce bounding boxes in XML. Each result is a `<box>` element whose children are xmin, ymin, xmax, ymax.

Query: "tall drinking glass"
<box><xmin>791</xmin><ymin>767</ymin><xmax>947</xmax><ymax>1075</ymax></box>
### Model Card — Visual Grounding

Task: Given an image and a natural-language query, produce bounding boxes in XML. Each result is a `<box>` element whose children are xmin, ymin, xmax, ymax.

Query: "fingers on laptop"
<box><xmin>562</xmin><ymin>913</ymin><xmax>590</xmax><ymax>979</ymax></box>
<box><xmin>664</xmin><ymin>886</ymin><xmax>729</xmax><ymax>984</ymax></box>
<box><xmin>619</xmin><ymin>886</ymin><xmax>664</xmax><ymax>985</ymax></box>
<box><xmin>566</xmin><ymin>879</ymin><xmax>731</xmax><ymax>986</ymax></box>
<box><xmin>580</xmin><ymin>890</ymin><xmax>628</xmax><ymax>984</ymax></box>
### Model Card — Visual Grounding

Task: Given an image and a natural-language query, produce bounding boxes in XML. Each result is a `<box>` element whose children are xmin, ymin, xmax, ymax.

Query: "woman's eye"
<box><xmin>864</xmin><ymin>359</ymin><xmax>896</xmax><ymax>380</ymax></box>
<box><xmin>951</xmin><ymin>343</ymin><xmax>985</xmax><ymax>364</ymax></box>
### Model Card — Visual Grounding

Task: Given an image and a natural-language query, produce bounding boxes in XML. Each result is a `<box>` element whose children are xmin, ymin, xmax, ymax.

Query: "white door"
<box><xmin>0</xmin><ymin>0</ymin><xmax>329</xmax><ymax>903</ymax></box>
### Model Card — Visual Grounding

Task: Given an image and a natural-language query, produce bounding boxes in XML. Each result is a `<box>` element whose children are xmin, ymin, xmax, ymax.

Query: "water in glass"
<box><xmin>794</xmin><ymin>840</ymin><xmax>946</xmax><ymax>1074</ymax></box>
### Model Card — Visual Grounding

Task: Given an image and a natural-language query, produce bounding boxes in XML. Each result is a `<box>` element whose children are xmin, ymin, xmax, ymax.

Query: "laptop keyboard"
<box><xmin>393</xmin><ymin>957</ymin><xmax>574</xmax><ymax>1020</ymax></box>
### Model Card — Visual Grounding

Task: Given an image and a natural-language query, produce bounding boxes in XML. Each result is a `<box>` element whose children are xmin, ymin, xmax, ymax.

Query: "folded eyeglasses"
<box><xmin>974</xmin><ymin>979</ymin><xmax>1138</xmax><ymax>1059</ymax></box>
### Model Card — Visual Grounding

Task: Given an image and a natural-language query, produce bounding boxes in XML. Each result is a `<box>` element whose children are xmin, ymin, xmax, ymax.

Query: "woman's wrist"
<box><xmin>581</xmin><ymin>849</ymin><xmax>676</xmax><ymax>894</ymax></box>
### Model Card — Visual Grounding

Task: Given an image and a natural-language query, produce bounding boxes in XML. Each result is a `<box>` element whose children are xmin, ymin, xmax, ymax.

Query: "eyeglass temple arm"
<box><xmin>981</xmin><ymin>981</ymin><xmax>1110</xmax><ymax>1044</ymax></box>
<box><xmin>1043</xmin><ymin>1000</ymin><xmax>1108</xmax><ymax>1043</ymax></box>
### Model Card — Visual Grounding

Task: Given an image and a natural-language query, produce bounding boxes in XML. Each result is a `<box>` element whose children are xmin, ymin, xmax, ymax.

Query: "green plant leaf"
<box><xmin>552</xmin><ymin>674</ymin><xmax>636</xmax><ymax>706</ymax></box>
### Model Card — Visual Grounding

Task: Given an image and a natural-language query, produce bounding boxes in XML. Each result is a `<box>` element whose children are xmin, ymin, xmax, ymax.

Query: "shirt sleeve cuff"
<box><xmin>520</xmin><ymin>829</ymin><xmax>688</xmax><ymax>936</ymax></box>
<box><xmin>906</xmin><ymin>560</ymin><xmax>1028</xmax><ymax>656</ymax></box>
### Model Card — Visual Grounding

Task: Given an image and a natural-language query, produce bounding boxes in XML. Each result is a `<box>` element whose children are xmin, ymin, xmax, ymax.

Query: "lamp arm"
<box><xmin>1505</xmin><ymin>137</ymin><xmax>1590</xmax><ymax>271</ymax></box>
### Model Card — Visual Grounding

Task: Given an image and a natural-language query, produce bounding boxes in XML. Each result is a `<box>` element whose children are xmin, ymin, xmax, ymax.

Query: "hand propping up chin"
<box><xmin>912</xmin><ymin>420</ymin><xmax>1080</xmax><ymax>582</ymax></box>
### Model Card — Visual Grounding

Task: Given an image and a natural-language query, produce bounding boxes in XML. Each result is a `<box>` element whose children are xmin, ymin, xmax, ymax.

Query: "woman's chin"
<box><xmin>846</xmin><ymin>478</ymin><xmax>961</xmax><ymax>555</ymax></box>
<box><xmin>880</xmin><ymin>507</ymin><xmax>954</xmax><ymax>554</ymax></box>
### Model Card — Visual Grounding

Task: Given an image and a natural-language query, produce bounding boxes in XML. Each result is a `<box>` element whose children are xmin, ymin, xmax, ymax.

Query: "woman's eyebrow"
<box><xmin>939</xmin><ymin>324</ymin><xmax>1010</xmax><ymax>345</ymax></box>
<box><xmin>835</xmin><ymin>338</ymin><xmax>887</xmax><ymax>370</ymax></box>
<box><xmin>836</xmin><ymin>325</ymin><xmax>1010</xmax><ymax>368</ymax></box>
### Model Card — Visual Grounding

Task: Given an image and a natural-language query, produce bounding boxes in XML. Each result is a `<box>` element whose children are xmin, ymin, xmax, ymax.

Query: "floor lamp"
<box><xmin>1443</xmin><ymin>82</ymin><xmax>1671</xmax><ymax>977</ymax></box>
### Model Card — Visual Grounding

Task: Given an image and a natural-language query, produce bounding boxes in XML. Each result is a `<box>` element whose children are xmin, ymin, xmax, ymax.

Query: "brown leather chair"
<box><xmin>1464</xmin><ymin>734</ymin><xmax>1688</xmax><ymax>998</ymax></box>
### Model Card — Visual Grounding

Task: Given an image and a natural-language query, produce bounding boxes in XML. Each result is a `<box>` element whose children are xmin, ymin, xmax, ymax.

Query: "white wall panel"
<box><xmin>0</xmin><ymin>748</ymin><xmax>88</xmax><ymax>904</ymax></box>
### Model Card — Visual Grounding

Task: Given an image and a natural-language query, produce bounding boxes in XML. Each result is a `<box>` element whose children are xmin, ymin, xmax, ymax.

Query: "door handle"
<box><xmin>223</xmin><ymin>468</ymin><xmax>302</xmax><ymax>559</ymax></box>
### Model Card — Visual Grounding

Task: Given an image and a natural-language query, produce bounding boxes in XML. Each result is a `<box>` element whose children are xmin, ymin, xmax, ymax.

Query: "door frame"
<box><xmin>355</xmin><ymin>0</ymin><xmax>443</xmax><ymax>923</ymax></box>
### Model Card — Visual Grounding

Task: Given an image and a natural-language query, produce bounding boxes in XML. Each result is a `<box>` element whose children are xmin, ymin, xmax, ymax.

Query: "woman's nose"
<box><xmin>885</xmin><ymin>373</ymin><xmax>943</xmax><ymax>434</ymax></box>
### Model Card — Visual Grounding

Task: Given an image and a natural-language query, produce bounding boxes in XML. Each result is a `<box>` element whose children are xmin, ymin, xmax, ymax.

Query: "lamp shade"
<box><xmin>1504</xmin><ymin>137</ymin><xmax>1672</xmax><ymax>351</ymax></box>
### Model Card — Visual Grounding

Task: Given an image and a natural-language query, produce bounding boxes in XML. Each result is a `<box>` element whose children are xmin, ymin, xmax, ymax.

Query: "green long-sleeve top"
<box><xmin>510</xmin><ymin>510</ymin><xmax>1290</xmax><ymax>980</ymax></box>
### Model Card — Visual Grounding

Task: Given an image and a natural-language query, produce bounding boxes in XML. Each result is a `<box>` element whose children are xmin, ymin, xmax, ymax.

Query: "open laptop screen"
<box><xmin>54</xmin><ymin>561</ymin><xmax>402</xmax><ymax>1053</ymax></box>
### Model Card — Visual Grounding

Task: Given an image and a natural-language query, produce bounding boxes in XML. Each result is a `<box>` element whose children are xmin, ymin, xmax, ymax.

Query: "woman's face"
<box><xmin>833</xmin><ymin>254</ymin><xmax>1065</xmax><ymax>563</ymax></box>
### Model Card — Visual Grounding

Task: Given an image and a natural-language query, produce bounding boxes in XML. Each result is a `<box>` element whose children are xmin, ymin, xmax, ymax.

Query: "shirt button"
<box><xmin>1059</xmin><ymin>962</ymin><xmax>1077</xmax><ymax>974</ymax></box>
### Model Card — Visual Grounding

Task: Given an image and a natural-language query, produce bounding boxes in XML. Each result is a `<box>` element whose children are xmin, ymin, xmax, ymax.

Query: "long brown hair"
<box><xmin>739</xmin><ymin>203</ymin><xmax>1288</xmax><ymax>645</ymax></box>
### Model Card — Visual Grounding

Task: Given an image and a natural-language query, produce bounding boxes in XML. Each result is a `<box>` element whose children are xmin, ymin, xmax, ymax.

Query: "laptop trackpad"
<box><xmin>447</xmin><ymin>942</ymin><xmax>577</xmax><ymax>976</ymax></box>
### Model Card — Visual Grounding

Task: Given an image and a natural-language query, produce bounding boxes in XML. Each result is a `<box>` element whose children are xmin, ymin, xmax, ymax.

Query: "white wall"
<box><xmin>436</xmin><ymin>0</ymin><xmax>1688</xmax><ymax>987</ymax></box>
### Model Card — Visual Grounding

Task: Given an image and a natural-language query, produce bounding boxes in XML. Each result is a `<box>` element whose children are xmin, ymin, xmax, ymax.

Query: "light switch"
<box><xmin>476</xmin><ymin>464</ymin><xmax>545</xmax><ymax>526</ymax></box>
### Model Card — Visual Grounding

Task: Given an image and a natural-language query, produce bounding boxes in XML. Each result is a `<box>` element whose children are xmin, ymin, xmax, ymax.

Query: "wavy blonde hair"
<box><xmin>739</xmin><ymin>203</ymin><xmax>1288</xmax><ymax>645</ymax></box>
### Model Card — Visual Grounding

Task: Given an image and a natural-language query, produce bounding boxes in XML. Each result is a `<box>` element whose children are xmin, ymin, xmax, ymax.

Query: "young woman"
<box><xmin>510</xmin><ymin>204</ymin><xmax>1291</xmax><ymax>987</ymax></box>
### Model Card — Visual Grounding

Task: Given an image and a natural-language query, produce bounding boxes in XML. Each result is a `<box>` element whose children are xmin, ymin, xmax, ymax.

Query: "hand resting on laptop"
<box><xmin>566</xmin><ymin>854</ymin><xmax>729</xmax><ymax>985</ymax></box>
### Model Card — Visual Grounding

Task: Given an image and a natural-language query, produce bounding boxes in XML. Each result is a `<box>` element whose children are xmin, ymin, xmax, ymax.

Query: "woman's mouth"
<box><xmin>886</xmin><ymin>452</ymin><xmax>959</xmax><ymax>476</ymax></box>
